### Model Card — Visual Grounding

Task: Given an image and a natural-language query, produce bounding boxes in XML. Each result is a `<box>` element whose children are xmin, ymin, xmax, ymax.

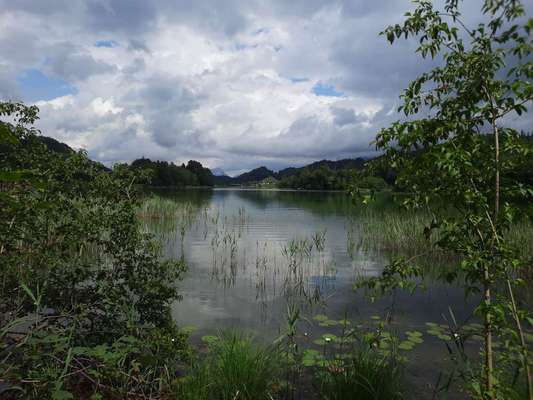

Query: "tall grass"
<box><xmin>352</xmin><ymin>209</ymin><xmax>433</xmax><ymax>254</ymax></box>
<box><xmin>317</xmin><ymin>349</ymin><xmax>404</xmax><ymax>400</ymax></box>
<box><xmin>138</xmin><ymin>195</ymin><xmax>181</xmax><ymax>219</ymax></box>
<box><xmin>178</xmin><ymin>332</ymin><xmax>281</xmax><ymax>400</ymax></box>
<box><xmin>351</xmin><ymin>208</ymin><xmax>533</xmax><ymax>261</ymax></box>
<box><xmin>507</xmin><ymin>217</ymin><xmax>533</xmax><ymax>264</ymax></box>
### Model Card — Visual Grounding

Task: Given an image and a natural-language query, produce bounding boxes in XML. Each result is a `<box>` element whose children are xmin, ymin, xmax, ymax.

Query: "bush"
<box><xmin>0</xmin><ymin>102</ymin><xmax>189</xmax><ymax>399</ymax></box>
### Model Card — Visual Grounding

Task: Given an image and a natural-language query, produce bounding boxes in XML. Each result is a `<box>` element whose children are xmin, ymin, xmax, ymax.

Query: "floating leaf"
<box><xmin>322</xmin><ymin>333</ymin><xmax>339</xmax><ymax>342</ymax></box>
<box><xmin>302</xmin><ymin>349</ymin><xmax>322</xmax><ymax>367</ymax></box>
<box><xmin>313</xmin><ymin>314</ymin><xmax>329</xmax><ymax>322</ymax></box>
<box><xmin>398</xmin><ymin>341</ymin><xmax>415</xmax><ymax>351</ymax></box>
<box><xmin>319</xmin><ymin>319</ymin><xmax>339</xmax><ymax>327</ymax></box>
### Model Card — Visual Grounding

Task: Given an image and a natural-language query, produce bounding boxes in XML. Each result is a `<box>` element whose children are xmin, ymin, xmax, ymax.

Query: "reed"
<box><xmin>317</xmin><ymin>348</ymin><xmax>404</xmax><ymax>400</ymax></box>
<box><xmin>350</xmin><ymin>209</ymin><xmax>434</xmax><ymax>255</ymax></box>
<box><xmin>178</xmin><ymin>332</ymin><xmax>280</xmax><ymax>400</ymax></box>
<box><xmin>137</xmin><ymin>195</ymin><xmax>181</xmax><ymax>219</ymax></box>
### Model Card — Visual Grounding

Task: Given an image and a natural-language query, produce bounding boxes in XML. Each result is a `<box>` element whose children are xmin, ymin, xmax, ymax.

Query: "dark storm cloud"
<box><xmin>44</xmin><ymin>43</ymin><xmax>117</xmax><ymax>82</ymax></box>
<box><xmin>330</xmin><ymin>106</ymin><xmax>360</xmax><ymax>126</ymax></box>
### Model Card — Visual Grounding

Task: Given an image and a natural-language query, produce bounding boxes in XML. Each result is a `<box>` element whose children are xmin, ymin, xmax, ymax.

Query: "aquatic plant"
<box><xmin>178</xmin><ymin>332</ymin><xmax>281</xmax><ymax>400</ymax></box>
<box><xmin>316</xmin><ymin>348</ymin><xmax>404</xmax><ymax>400</ymax></box>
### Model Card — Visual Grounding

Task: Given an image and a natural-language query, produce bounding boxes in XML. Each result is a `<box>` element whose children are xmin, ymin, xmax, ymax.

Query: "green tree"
<box><xmin>1</xmin><ymin>102</ymin><xmax>188</xmax><ymax>398</ymax></box>
<box><xmin>359</xmin><ymin>1</ymin><xmax>532</xmax><ymax>398</ymax></box>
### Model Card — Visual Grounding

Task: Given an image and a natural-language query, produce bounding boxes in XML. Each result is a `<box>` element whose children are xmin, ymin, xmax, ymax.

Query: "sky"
<box><xmin>0</xmin><ymin>0</ymin><xmax>531</xmax><ymax>176</ymax></box>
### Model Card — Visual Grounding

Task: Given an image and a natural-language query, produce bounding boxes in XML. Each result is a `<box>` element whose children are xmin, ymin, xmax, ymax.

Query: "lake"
<box><xmin>143</xmin><ymin>188</ymin><xmax>478</xmax><ymax>399</ymax></box>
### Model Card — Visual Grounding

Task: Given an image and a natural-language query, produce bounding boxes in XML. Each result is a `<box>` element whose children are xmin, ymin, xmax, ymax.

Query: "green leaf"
<box><xmin>0</xmin><ymin>123</ymin><xmax>18</xmax><ymax>145</ymax></box>
<box><xmin>312</xmin><ymin>314</ymin><xmax>329</xmax><ymax>322</ymax></box>
<box><xmin>398</xmin><ymin>341</ymin><xmax>415</xmax><ymax>351</ymax></box>
<box><xmin>52</xmin><ymin>390</ymin><xmax>74</xmax><ymax>400</ymax></box>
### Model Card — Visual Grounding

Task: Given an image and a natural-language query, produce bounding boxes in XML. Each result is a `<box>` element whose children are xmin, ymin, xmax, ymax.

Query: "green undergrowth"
<box><xmin>177</xmin><ymin>332</ymin><xmax>281</xmax><ymax>400</ymax></box>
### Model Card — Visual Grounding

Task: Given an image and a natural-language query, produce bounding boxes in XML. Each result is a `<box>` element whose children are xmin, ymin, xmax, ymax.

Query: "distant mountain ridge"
<box><xmin>213</xmin><ymin>158</ymin><xmax>368</xmax><ymax>186</ymax></box>
<box><xmin>36</xmin><ymin>135</ymin><xmax>374</xmax><ymax>188</ymax></box>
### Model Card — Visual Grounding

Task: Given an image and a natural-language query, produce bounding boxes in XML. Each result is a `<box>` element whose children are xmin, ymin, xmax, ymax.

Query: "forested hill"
<box><xmin>35</xmin><ymin>136</ymin><xmax>214</xmax><ymax>187</ymax></box>
<box><xmin>130</xmin><ymin>158</ymin><xmax>214</xmax><ymax>187</ymax></box>
<box><xmin>36</xmin><ymin>133</ymin><xmax>533</xmax><ymax>190</ymax></box>
<box><xmin>39</xmin><ymin>136</ymin><xmax>75</xmax><ymax>155</ymax></box>
<box><xmin>214</xmin><ymin>158</ymin><xmax>369</xmax><ymax>186</ymax></box>
<box><xmin>277</xmin><ymin>158</ymin><xmax>367</xmax><ymax>179</ymax></box>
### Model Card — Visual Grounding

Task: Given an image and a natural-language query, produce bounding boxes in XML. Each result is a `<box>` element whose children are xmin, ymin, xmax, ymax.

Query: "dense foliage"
<box><xmin>131</xmin><ymin>157</ymin><xmax>214</xmax><ymax>187</ymax></box>
<box><xmin>278</xmin><ymin>167</ymin><xmax>388</xmax><ymax>191</ymax></box>
<box><xmin>0</xmin><ymin>102</ymin><xmax>188</xmax><ymax>399</ymax></box>
<box><xmin>213</xmin><ymin>158</ymin><xmax>389</xmax><ymax>191</ymax></box>
<box><xmin>357</xmin><ymin>1</ymin><xmax>532</xmax><ymax>399</ymax></box>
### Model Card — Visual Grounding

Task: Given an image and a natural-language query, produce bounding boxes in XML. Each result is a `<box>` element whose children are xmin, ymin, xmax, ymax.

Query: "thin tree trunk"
<box><xmin>485</xmin><ymin>106</ymin><xmax>499</xmax><ymax>400</ymax></box>
<box><xmin>491</xmin><ymin>107</ymin><xmax>533</xmax><ymax>399</ymax></box>
<box><xmin>483</xmin><ymin>264</ymin><xmax>494</xmax><ymax>398</ymax></box>
<box><xmin>493</xmin><ymin>122</ymin><xmax>499</xmax><ymax>220</ymax></box>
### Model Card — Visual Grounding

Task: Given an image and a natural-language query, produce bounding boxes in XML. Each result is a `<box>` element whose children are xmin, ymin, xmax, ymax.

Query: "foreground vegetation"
<box><xmin>0</xmin><ymin>103</ymin><xmax>189</xmax><ymax>399</ymax></box>
<box><xmin>355</xmin><ymin>0</ymin><xmax>533</xmax><ymax>399</ymax></box>
<box><xmin>0</xmin><ymin>104</ymin><xmax>409</xmax><ymax>399</ymax></box>
<box><xmin>1</xmin><ymin>0</ymin><xmax>531</xmax><ymax>399</ymax></box>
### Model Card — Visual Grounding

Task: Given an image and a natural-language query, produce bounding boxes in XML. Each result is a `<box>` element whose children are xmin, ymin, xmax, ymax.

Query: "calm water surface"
<box><xmin>146</xmin><ymin>188</ymin><xmax>476</xmax><ymax>398</ymax></box>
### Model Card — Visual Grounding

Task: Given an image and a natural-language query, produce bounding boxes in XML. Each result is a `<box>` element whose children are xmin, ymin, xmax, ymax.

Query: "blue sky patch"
<box><xmin>312</xmin><ymin>82</ymin><xmax>343</xmax><ymax>97</ymax></box>
<box><xmin>290</xmin><ymin>77</ymin><xmax>309</xmax><ymax>83</ymax></box>
<box><xmin>95</xmin><ymin>39</ymin><xmax>118</xmax><ymax>48</ymax></box>
<box><xmin>16</xmin><ymin>69</ymin><xmax>77</xmax><ymax>102</ymax></box>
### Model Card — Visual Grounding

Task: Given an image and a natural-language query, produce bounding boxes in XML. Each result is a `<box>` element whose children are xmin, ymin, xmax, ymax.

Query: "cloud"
<box><xmin>330</xmin><ymin>106</ymin><xmax>359</xmax><ymax>126</ymax></box>
<box><xmin>43</xmin><ymin>42</ymin><xmax>117</xmax><ymax>82</ymax></box>
<box><xmin>0</xmin><ymin>0</ymin><xmax>531</xmax><ymax>173</ymax></box>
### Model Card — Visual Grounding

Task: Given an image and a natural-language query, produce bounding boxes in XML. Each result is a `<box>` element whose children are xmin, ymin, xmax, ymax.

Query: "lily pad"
<box><xmin>398</xmin><ymin>341</ymin><xmax>415</xmax><ymax>351</ymax></box>
<box><xmin>319</xmin><ymin>319</ymin><xmax>339</xmax><ymax>327</ymax></box>
<box><xmin>407</xmin><ymin>336</ymin><xmax>423</xmax><ymax>344</ymax></box>
<box><xmin>313</xmin><ymin>314</ymin><xmax>329</xmax><ymax>322</ymax></box>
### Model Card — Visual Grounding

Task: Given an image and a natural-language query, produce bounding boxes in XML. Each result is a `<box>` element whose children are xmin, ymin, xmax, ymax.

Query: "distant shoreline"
<box><xmin>212</xmin><ymin>187</ymin><xmax>348</xmax><ymax>193</ymax></box>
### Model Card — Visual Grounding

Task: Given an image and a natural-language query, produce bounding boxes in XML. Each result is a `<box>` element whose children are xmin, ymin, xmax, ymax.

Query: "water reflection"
<box><xmin>141</xmin><ymin>189</ymin><xmax>475</xmax><ymax>341</ymax></box>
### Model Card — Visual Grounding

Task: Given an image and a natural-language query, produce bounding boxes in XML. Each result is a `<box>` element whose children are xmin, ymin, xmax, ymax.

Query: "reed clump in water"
<box><xmin>350</xmin><ymin>209</ymin><xmax>436</xmax><ymax>255</ymax></box>
<box><xmin>350</xmin><ymin>209</ymin><xmax>533</xmax><ymax>260</ymax></box>
<box><xmin>138</xmin><ymin>195</ymin><xmax>181</xmax><ymax>219</ymax></box>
